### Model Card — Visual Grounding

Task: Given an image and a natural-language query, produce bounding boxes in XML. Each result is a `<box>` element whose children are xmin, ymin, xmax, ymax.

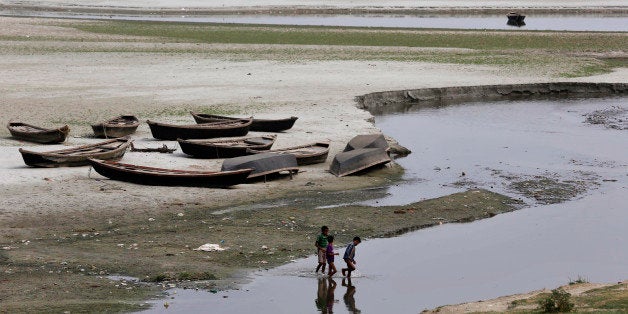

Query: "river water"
<box><xmin>142</xmin><ymin>96</ymin><xmax>627</xmax><ymax>313</ymax></box>
<box><xmin>2</xmin><ymin>11</ymin><xmax>627</xmax><ymax>31</ymax></box>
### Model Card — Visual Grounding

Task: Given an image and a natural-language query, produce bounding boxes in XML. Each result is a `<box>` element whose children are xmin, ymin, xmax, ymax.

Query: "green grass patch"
<box><xmin>71</xmin><ymin>21</ymin><xmax>628</xmax><ymax>52</ymax></box>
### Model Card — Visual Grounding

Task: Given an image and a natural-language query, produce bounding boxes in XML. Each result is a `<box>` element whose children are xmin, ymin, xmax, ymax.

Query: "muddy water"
<box><xmin>2</xmin><ymin>11</ymin><xmax>627</xmax><ymax>31</ymax></box>
<box><xmin>143</xmin><ymin>97</ymin><xmax>627</xmax><ymax>313</ymax></box>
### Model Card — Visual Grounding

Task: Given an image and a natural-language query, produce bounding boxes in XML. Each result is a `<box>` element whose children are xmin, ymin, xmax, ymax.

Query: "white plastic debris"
<box><xmin>194</xmin><ymin>243</ymin><xmax>226</xmax><ymax>252</ymax></box>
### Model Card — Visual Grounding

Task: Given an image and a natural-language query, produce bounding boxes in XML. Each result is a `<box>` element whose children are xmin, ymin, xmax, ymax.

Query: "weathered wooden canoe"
<box><xmin>191</xmin><ymin>112</ymin><xmax>298</xmax><ymax>132</ymax></box>
<box><xmin>221</xmin><ymin>152</ymin><xmax>298</xmax><ymax>180</ymax></box>
<box><xmin>179</xmin><ymin>135</ymin><xmax>276</xmax><ymax>158</ymax></box>
<box><xmin>248</xmin><ymin>142</ymin><xmax>330</xmax><ymax>166</ymax></box>
<box><xmin>88</xmin><ymin>158</ymin><xmax>253</xmax><ymax>187</ymax></box>
<box><xmin>7</xmin><ymin>122</ymin><xmax>69</xmax><ymax>144</ymax></box>
<box><xmin>343</xmin><ymin>134</ymin><xmax>389</xmax><ymax>152</ymax></box>
<box><xmin>329</xmin><ymin>147</ymin><xmax>391</xmax><ymax>177</ymax></box>
<box><xmin>19</xmin><ymin>138</ymin><xmax>131</xmax><ymax>168</ymax></box>
<box><xmin>147</xmin><ymin>119</ymin><xmax>251</xmax><ymax>140</ymax></box>
<box><xmin>91</xmin><ymin>115</ymin><xmax>140</xmax><ymax>138</ymax></box>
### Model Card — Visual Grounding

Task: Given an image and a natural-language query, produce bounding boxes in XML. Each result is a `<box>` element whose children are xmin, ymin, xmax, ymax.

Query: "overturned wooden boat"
<box><xmin>179</xmin><ymin>134</ymin><xmax>276</xmax><ymax>158</ymax></box>
<box><xmin>88</xmin><ymin>158</ymin><xmax>253</xmax><ymax>187</ymax></box>
<box><xmin>91</xmin><ymin>115</ymin><xmax>140</xmax><ymax>138</ymax></box>
<box><xmin>147</xmin><ymin>119</ymin><xmax>251</xmax><ymax>140</ymax></box>
<box><xmin>248</xmin><ymin>142</ymin><xmax>330</xmax><ymax>165</ymax></box>
<box><xmin>221</xmin><ymin>152</ymin><xmax>298</xmax><ymax>180</ymax></box>
<box><xmin>19</xmin><ymin>138</ymin><xmax>131</xmax><ymax>168</ymax></box>
<box><xmin>7</xmin><ymin>122</ymin><xmax>69</xmax><ymax>144</ymax></box>
<box><xmin>329</xmin><ymin>147</ymin><xmax>391</xmax><ymax>177</ymax></box>
<box><xmin>191</xmin><ymin>112</ymin><xmax>298</xmax><ymax>132</ymax></box>
<box><xmin>343</xmin><ymin>134</ymin><xmax>389</xmax><ymax>152</ymax></box>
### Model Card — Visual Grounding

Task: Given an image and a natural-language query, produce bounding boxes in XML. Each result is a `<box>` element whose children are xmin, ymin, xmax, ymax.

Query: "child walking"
<box><xmin>315</xmin><ymin>226</ymin><xmax>329</xmax><ymax>274</ymax></box>
<box><xmin>341</xmin><ymin>236</ymin><xmax>361</xmax><ymax>278</ymax></box>
<box><xmin>326</xmin><ymin>236</ymin><xmax>339</xmax><ymax>277</ymax></box>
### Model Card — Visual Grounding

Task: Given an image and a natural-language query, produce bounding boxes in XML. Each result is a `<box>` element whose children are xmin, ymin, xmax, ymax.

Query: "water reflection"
<box><xmin>316</xmin><ymin>277</ymin><xmax>339</xmax><ymax>313</ymax></box>
<box><xmin>342</xmin><ymin>278</ymin><xmax>360</xmax><ymax>314</ymax></box>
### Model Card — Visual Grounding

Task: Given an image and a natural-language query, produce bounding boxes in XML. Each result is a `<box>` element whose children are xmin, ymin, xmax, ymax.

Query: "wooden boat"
<box><xmin>221</xmin><ymin>152</ymin><xmax>298</xmax><ymax>180</ymax></box>
<box><xmin>343</xmin><ymin>134</ymin><xmax>389</xmax><ymax>152</ymax></box>
<box><xmin>506</xmin><ymin>12</ymin><xmax>525</xmax><ymax>23</ymax></box>
<box><xmin>248</xmin><ymin>142</ymin><xmax>330</xmax><ymax>166</ymax></box>
<box><xmin>179</xmin><ymin>135</ymin><xmax>276</xmax><ymax>158</ymax></box>
<box><xmin>91</xmin><ymin>115</ymin><xmax>140</xmax><ymax>138</ymax></box>
<box><xmin>191</xmin><ymin>112</ymin><xmax>298</xmax><ymax>132</ymax></box>
<box><xmin>7</xmin><ymin>122</ymin><xmax>69</xmax><ymax>144</ymax></box>
<box><xmin>19</xmin><ymin>138</ymin><xmax>131</xmax><ymax>167</ymax></box>
<box><xmin>88</xmin><ymin>158</ymin><xmax>253</xmax><ymax>187</ymax></box>
<box><xmin>329</xmin><ymin>147</ymin><xmax>391</xmax><ymax>177</ymax></box>
<box><xmin>146</xmin><ymin>119</ymin><xmax>251</xmax><ymax>140</ymax></box>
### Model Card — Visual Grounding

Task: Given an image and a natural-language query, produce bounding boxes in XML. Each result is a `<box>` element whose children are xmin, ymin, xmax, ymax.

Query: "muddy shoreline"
<box><xmin>357</xmin><ymin>82</ymin><xmax>628</xmax><ymax>114</ymax></box>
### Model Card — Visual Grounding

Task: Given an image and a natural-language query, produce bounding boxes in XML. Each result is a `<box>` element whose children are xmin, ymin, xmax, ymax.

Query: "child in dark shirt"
<box><xmin>341</xmin><ymin>236</ymin><xmax>361</xmax><ymax>278</ymax></box>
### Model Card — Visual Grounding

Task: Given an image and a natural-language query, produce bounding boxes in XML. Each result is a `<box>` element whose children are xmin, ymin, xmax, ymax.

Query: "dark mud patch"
<box><xmin>584</xmin><ymin>106</ymin><xmax>627</xmax><ymax>130</ymax></box>
<box><xmin>508</xmin><ymin>174</ymin><xmax>598</xmax><ymax>205</ymax></box>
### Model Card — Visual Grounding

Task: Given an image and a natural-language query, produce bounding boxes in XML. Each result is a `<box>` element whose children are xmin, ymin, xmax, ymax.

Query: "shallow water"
<box><xmin>142</xmin><ymin>97</ymin><xmax>627</xmax><ymax>313</ymax></box>
<box><xmin>2</xmin><ymin>11</ymin><xmax>627</xmax><ymax>31</ymax></box>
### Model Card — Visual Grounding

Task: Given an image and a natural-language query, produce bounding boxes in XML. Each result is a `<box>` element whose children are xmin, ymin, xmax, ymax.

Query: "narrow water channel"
<box><xmin>2</xmin><ymin>11</ymin><xmax>627</xmax><ymax>31</ymax></box>
<box><xmin>143</xmin><ymin>96</ymin><xmax>627</xmax><ymax>313</ymax></box>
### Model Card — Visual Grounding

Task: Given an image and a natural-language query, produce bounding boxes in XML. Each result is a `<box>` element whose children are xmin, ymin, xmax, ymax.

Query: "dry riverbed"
<box><xmin>0</xmin><ymin>12</ymin><xmax>626</xmax><ymax>312</ymax></box>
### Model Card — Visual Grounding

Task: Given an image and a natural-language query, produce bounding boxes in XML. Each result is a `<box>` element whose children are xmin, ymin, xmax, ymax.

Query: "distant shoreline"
<box><xmin>1</xmin><ymin>3</ymin><xmax>627</xmax><ymax>17</ymax></box>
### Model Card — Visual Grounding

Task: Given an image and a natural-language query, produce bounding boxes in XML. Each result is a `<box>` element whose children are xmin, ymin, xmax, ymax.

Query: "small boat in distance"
<box><xmin>88</xmin><ymin>158</ymin><xmax>253</xmax><ymax>187</ymax></box>
<box><xmin>147</xmin><ymin>118</ymin><xmax>252</xmax><ymax>140</ymax></box>
<box><xmin>179</xmin><ymin>135</ymin><xmax>276</xmax><ymax>158</ymax></box>
<box><xmin>7</xmin><ymin>122</ymin><xmax>69</xmax><ymax>144</ymax></box>
<box><xmin>19</xmin><ymin>138</ymin><xmax>131</xmax><ymax>167</ymax></box>
<box><xmin>248</xmin><ymin>142</ymin><xmax>330</xmax><ymax>165</ymax></box>
<box><xmin>191</xmin><ymin>112</ymin><xmax>298</xmax><ymax>132</ymax></box>
<box><xmin>329</xmin><ymin>147</ymin><xmax>391</xmax><ymax>177</ymax></box>
<box><xmin>506</xmin><ymin>12</ymin><xmax>526</xmax><ymax>26</ymax></box>
<box><xmin>221</xmin><ymin>152</ymin><xmax>298</xmax><ymax>180</ymax></box>
<box><xmin>92</xmin><ymin>115</ymin><xmax>140</xmax><ymax>138</ymax></box>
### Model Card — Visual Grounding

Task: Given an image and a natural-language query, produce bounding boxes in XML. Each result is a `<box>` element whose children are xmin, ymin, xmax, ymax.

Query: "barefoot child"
<box><xmin>341</xmin><ymin>236</ymin><xmax>361</xmax><ymax>278</ymax></box>
<box><xmin>326</xmin><ymin>236</ymin><xmax>339</xmax><ymax>277</ymax></box>
<box><xmin>315</xmin><ymin>226</ymin><xmax>329</xmax><ymax>274</ymax></box>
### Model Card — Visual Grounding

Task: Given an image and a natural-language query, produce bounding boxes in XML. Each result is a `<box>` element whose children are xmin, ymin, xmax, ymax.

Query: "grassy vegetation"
<box><xmin>0</xmin><ymin>20</ymin><xmax>622</xmax><ymax>77</ymax></box>
<box><xmin>70</xmin><ymin>21</ymin><xmax>628</xmax><ymax>52</ymax></box>
<box><xmin>1</xmin><ymin>188</ymin><xmax>519</xmax><ymax>311</ymax></box>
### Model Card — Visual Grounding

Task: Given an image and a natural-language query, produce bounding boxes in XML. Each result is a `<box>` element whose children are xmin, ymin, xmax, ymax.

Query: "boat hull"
<box><xmin>221</xmin><ymin>152</ymin><xmax>298</xmax><ymax>179</ymax></box>
<box><xmin>329</xmin><ymin>147</ymin><xmax>391</xmax><ymax>177</ymax></box>
<box><xmin>89</xmin><ymin>159</ymin><xmax>252</xmax><ymax>187</ymax></box>
<box><xmin>19</xmin><ymin>138</ymin><xmax>131</xmax><ymax>167</ymax></box>
<box><xmin>91</xmin><ymin>115</ymin><xmax>140</xmax><ymax>138</ymax></box>
<box><xmin>343</xmin><ymin>134</ymin><xmax>389</xmax><ymax>152</ymax></box>
<box><xmin>8</xmin><ymin>122</ymin><xmax>69</xmax><ymax>144</ymax></box>
<box><xmin>248</xmin><ymin>142</ymin><xmax>330</xmax><ymax>166</ymax></box>
<box><xmin>191</xmin><ymin>113</ymin><xmax>298</xmax><ymax>132</ymax></box>
<box><xmin>147</xmin><ymin>120</ymin><xmax>251</xmax><ymax>140</ymax></box>
<box><xmin>178</xmin><ymin>135</ymin><xmax>275</xmax><ymax>159</ymax></box>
